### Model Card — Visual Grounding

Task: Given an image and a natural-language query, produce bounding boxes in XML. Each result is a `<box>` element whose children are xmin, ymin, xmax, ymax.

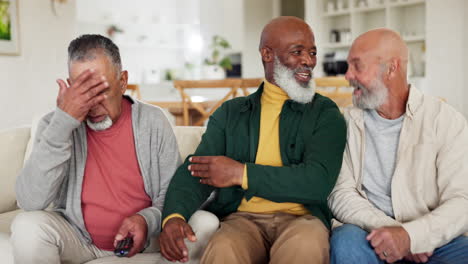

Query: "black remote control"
<box><xmin>114</xmin><ymin>237</ymin><xmax>133</xmax><ymax>257</ymax></box>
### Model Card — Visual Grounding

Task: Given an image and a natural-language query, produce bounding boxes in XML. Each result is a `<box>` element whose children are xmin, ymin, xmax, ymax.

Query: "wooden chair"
<box><xmin>173</xmin><ymin>79</ymin><xmax>246</xmax><ymax>126</ymax></box>
<box><xmin>240</xmin><ymin>78</ymin><xmax>263</xmax><ymax>96</ymax></box>
<box><xmin>126</xmin><ymin>84</ymin><xmax>141</xmax><ymax>100</ymax></box>
<box><xmin>314</xmin><ymin>77</ymin><xmax>353</xmax><ymax>109</ymax></box>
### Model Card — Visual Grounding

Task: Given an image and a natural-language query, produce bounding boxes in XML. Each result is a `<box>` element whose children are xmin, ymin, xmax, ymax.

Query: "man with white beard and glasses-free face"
<box><xmin>159</xmin><ymin>16</ymin><xmax>346</xmax><ymax>264</ymax></box>
<box><xmin>328</xmin><ymin>28</ymin><xmax>468</xmax><ymax>264</ymax></box>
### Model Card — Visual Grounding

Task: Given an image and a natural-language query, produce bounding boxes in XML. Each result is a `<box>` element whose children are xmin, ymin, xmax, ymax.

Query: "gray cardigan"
<box><xmin>16</xmin><ymin>96</ymin><xmax>181</xmax><ymax>245</ymax></box>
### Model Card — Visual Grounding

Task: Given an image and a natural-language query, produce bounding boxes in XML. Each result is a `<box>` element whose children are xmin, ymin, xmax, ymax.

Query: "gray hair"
<box><xmin>67</xmin><ymin>34</ymin><xmax>122</xmax><ymax>75</ymax></box>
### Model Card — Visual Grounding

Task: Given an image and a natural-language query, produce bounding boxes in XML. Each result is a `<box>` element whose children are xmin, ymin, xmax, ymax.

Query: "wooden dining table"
<box><xmin>147</xmin><ymin>100</ymin><xmax>217</xmax><ymax>126</ymax></box>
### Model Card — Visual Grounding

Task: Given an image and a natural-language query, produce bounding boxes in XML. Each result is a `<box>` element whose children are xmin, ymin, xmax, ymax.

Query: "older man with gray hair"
<box><xmin>328</xmin><ymin>28</ymin><xmax>468</xmax><ymax>264</ymax></box>
<box><xmin>10</xmin><ymin>34</ymin><xmax>215</xmax><ymax>264</ymax></box>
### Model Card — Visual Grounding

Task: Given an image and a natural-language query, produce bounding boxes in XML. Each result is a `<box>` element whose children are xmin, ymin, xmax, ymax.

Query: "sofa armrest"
<box><xmin>0</xmin><ymin>127</ymin><xmax>30</xmax><ymax>214</ymax></box>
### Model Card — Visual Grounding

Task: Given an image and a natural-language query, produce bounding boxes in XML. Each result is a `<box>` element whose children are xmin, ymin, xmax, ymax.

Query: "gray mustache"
<box><xmin>350</xmin><ymin>80</ymin><xmax>366</xmax><ymax>90</ymax></box>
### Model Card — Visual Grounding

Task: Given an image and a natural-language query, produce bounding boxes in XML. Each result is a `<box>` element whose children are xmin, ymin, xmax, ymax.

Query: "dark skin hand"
<box><xmin>160</xmin><ymin>155</ymin><xmax>242</xmax><ymax>262</ymax></box>
<box><xmin>159</xmin><ymin>218</ymin><xmax>197</xmax><ymax>263</ymax></box>
<box><xmin>56</xmin><ymin>69</ymin><xmax>108</xmax><ymax>121</ymax></box>
<box><xmin>189</xmin><ymin>156</ymin><xmax>244</xmax><ymax>187</ymax></box>
<box><xmin>113</xmin><ymin>214</ymin><xmax>148</xmax><ymax>257</ymax></box>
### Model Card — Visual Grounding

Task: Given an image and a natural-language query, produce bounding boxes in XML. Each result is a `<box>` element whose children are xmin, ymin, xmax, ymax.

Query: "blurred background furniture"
<box><xmin>314</xmin><ymin>77</ymin><xmax>353</xmax><ymax>110</ymax></box>
<box><xmin>149</xmin><ymin>77</ymin><xmax>353</xmax><ymax>125</ymax></box>
<box><xmin>173</xmin><ymin>79</ymin><xmax>247</xmax><ymax>126</ymax></box>
<box><xmin>239</xmin><ymin>78</ymin><xmax>263</xmax><ymax>96</ymax></box>
<box><xmin>148</xmin><ymin>78</ymin><xmax>264</xmax><ymax>126</ymax></box>
<box><xmin>126</xmin><ymin>84</ymin><xmax>142</xmax><ymax>100</ymax></box>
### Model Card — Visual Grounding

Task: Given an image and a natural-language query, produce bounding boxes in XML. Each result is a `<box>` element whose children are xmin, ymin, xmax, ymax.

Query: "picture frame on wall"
<box><xmin>0</xmin><ymin>0</ymin><xmax>19</xmax><ymax>55</ymax></box>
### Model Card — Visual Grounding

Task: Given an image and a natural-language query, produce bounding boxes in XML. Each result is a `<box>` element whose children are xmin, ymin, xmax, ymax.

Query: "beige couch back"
<box><xmin>173</xmin><ymin>126</ymin><xmax>206</xmax><ymax>160</ymax></box>
<box><xmin>0</xmin><ymin>127</ymin><xmax>31</xmax><ymax>213</ymax></box>
<box><xmin>0</xmin><ymin>125</ymin><xmax>206</xmax><ymax>214</ymax></box>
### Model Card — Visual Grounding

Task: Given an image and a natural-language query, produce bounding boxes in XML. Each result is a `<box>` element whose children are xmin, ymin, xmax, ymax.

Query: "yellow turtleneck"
<box><xmin>162</xmin><ymin>80</ymin><xmax>308</xmax><ymax>228</ymax></box>
<box><xmin>237</xmin><ymin>80</ymin><xmax>308</xmax><ymax>215</ymax></box>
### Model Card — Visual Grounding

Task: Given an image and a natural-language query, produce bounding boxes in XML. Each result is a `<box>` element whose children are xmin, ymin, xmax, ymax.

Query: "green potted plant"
<box><xmin>203</xmin><ymin>35</ymin><xmax>232</xmax><ymax>79</ymax></box>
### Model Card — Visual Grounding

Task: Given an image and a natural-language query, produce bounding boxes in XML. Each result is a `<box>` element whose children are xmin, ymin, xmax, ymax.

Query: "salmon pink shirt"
<box><xmin>81</xmin><ymin>98</ymin><xmax>151</xmax><ymax>250</ymax></box>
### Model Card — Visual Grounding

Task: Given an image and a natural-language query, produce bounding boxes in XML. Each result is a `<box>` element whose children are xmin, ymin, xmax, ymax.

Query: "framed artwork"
<box><xmin>0</xmin><ymin>0</ymin><xmax>19</xmax><ymax>55</ymax></box>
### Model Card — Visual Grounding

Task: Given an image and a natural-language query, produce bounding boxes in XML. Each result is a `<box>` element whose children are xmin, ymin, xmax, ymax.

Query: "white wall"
<box><xmin>74</xmin><ymin>0</ymin><xmax>244</xmax><ymax>85</ymax></box>
<box><xmin>0</xmin><ymin>0</ymin><xmax>76</xmax><ymax>130</ymax></box>
<box><xmin>305</xmin><ymin>0</ymin><xmax>324</xmax><ymax>77</ymax></box>
<box><xmin>425</xmin><ymin>0</ymin><xmax>465</xmax><ymax>115</ymax></box>
<box><xmin>242</xmin><ymin>0</ymin><xmax>274</xmax><ymax>78</ymax></box>
<box><xmin>75</xmin><ymin>0</ymin><xmax>191</xmax><ymax>85</ymax></box>
<box><xmin>200</xmin><ymin>0</ymin><xmax>244</xmax><ymax>53</ymax></box>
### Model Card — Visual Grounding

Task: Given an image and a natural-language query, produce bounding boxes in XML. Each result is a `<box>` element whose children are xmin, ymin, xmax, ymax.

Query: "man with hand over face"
<box><xmin>159</xmin><ymin>17</ymin><xmax>346</xmax><ymax>264</ymax></box>
<box><xmin>11</xmin><ymin>34</ymin><xmax>181</xmax><ymax>263</ymax></box>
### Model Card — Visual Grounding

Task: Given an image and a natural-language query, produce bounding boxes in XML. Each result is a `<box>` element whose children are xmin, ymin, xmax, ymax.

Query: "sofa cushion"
<box><xmin>173</xmin><ymin>126</ymin><xmax>206</xmax><ymax>161</ymax></box>
<box><xmin>0</xmin><ymin>232</ymin><xmax>13</xmax><ymax>264</ymax></box>
<box><xmin>0</xmin><ymin>209</ymin><xmax>22</xmax><ymax>234</ymax></box>
<box><xmin>0</xmin><ymin>128</ymin><xmax>30</xmax><ymax>214</ymax></box>
<box><xmin>85</xmin><ymin>254</ymin><xmax>165</xmax><ymax>264</ymax></box>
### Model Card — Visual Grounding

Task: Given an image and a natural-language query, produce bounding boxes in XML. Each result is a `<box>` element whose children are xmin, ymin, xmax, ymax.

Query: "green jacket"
<box><xmin>162</xmin><ymin>83</ymin><xmax>346</xmax><ymax>229</ymax></box>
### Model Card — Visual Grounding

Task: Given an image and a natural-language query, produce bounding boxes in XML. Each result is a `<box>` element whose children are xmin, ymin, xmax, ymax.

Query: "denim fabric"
<box><xmin>331</xmin><ymin>224</ymin><xmax>468</xmax><ymax>264</ymax></box>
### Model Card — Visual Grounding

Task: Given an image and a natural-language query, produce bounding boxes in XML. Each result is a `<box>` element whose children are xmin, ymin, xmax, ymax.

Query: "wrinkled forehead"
<box><xmin>275</xmin><ymin>27</ymin><xmax>315</xmax><ymax>50</ymax></box>
<box><xmin>347</xmin><ymin>40</ymin><xmax>382</xmax><ymax>65</ymax></box>
<box><xmin>68</xmin><ymin>54</ymin><xmax>116</xmax><ymax>81</ymax></box>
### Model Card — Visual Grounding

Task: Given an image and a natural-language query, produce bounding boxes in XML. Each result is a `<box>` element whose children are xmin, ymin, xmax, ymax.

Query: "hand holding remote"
<box><xmin>113</xmin><ymin>214</ymin><xmax>148</xmax><ymax>257</ymax></box>
<box><xmin>114</xmin><ymin>237</ymin><xmax>133</xmax><ymax>257</ymax></box>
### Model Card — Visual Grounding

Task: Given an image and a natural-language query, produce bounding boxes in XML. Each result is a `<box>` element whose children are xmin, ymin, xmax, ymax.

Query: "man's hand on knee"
<box><xmin>159</xmin><ymin>218</ymin><xmax>197</xmax><ymax>263</ymax></box>
<box><xmin>114</xmin><ymin>214</ymin><xmax>148</xmax><ymax>257</ymax></box>
<box><xmin>404</xmin><ymin>252</ymin><xmax>433</xmax><ymax>263</ymax></box>
<box><xmin>367</xmin><ymin>226</ymin><xmax>410</xmax><ymax>263</ymax></box>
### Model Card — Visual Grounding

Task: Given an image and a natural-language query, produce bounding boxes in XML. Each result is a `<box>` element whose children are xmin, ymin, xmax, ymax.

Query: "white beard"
<box><xmin>86</xmin><ymin>116</ymin><xmax>113</xmax><ymax>131</ymax></box>
<box><xmin>351</xmin><ymin>74</ymin><xmax>388</xmax><ymax>110</ymax></box>
<box><xmin>273</xmin><ymin>57</ymin><xmax>315</xmax><ymax>104</ymax></box>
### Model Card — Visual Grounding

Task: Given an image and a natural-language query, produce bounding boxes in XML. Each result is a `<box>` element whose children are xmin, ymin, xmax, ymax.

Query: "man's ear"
<box><xmin>386</xmin><ymin>59</ymin><xmax>399</xmax><ymax>79</ymax></box>
<box><xmin>260</xmin><ymin>46</ymin><xmax>274</xmax><ymax>63</ymax></box>
<box><xmin>119</xmin><ymin>70</ymin><xmax>128</xmax><ymax>94</ymax></box>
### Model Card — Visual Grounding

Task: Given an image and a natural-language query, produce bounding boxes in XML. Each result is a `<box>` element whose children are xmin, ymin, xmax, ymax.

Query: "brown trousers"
<box><xmin>201</xmin><ymin>211</ymin><xmax>330</xmax><ymax>264</ymax></box>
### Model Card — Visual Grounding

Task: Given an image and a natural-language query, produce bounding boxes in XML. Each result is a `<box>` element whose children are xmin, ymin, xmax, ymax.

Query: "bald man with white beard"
<box><xmin>328</xmin><ymin>29</ymin><xmax>468</xmax><ymax>264</ymax></box>
<box><xmin>160</xmin><ymin>17</ymin><xmax>347</xmax><ymax>264</ymax></box>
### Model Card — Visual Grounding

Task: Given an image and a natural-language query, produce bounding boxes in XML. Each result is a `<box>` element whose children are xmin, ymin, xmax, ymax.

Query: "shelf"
<box><xmin>388</xmin><ymin>0</ymin><xmax>425</xmax><ymax>8</ymax></box>
<box><xmin>323</xmin><ymin>42</ymin><xmax>352</xmax><ymax>49</ymax></box>
<box><xmin>323</xmin><ymin>9</ymin><xmax>351</xmax><ymax>17</ymax></box>
<box><xmin>403</xmin><ymin>35</ymin><xmax>425</xmax><ymax>42</ymax></box>
<box><xmin>353</xmin><ymin>5</ymin><xmax>386</xmax><ymax>13</ymax></box>
<box><xmin>315</xmin><ymin>0</ymin><xmax>426</xmax><ymax>79</ymax></box>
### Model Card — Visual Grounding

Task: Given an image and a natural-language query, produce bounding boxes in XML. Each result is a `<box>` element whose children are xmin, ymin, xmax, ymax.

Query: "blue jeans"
<box><xmin>330</xmin><ymin>224</ymin><xmax>468</xmax><ymax>264</ymax></box>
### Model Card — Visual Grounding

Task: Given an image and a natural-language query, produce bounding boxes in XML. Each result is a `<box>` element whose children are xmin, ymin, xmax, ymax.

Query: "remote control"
<box><xmin>114</xmin><ymin>237</ymin><xmax>133</xmax><ymax>257</ymax></box>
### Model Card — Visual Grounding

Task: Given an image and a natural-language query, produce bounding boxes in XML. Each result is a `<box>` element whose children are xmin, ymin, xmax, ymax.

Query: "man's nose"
<box><xmin>88</xmin><ymin>105</ymin><xmax>101</xmax><ymax>115</ymax></box>
<box><xmin>345</xmin><ymin>67</ymin><xmax>354</xmax><ymax>81</ymax></box>
<box><xmin>301</xmin><ymin>54</ymin><xmax>315</xmax><ymax>68</ymax></box>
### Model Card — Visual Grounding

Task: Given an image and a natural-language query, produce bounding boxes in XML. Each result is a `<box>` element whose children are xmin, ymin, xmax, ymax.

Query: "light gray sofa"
<box><xmin>0</xmin><ymin>122</ymin><xmax>216</xmax><ymax>264</ymax></box>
